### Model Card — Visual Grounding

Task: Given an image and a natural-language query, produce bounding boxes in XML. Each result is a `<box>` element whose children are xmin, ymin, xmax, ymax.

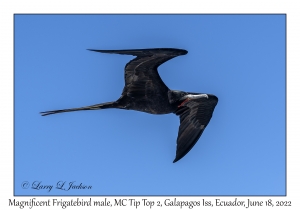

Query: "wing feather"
<box><xmin>173</xmin><ymin>96</ymin><xmax>218</xmax><ymax>163</ymax></box>
<box><xmin>89</xmin><ymin>48</ymin><xmax>187</xmax><ymax>109</ymax></box>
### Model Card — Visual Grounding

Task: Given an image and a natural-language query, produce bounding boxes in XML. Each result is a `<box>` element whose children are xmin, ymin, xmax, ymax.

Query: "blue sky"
<box><xmin>14</xmin><ymin>14</ymin><xmax>286</xmax><ymax>196</ymax></box>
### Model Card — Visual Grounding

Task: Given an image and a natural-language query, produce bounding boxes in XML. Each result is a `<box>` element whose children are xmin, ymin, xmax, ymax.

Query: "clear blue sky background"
<box><xmin>14</xmin><ymin>14</ymin><xmax>286</xmax><ymax>196</ymax></box>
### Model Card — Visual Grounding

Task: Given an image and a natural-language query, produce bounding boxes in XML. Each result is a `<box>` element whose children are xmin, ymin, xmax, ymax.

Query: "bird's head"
<box><xmin>168</xmin><ymin>90</ymin><xmax>189</xmax><ymax>104</ymax></box>
<box><xmin>168</xmin><ymin>90</ymin><xmax>217</xmax><ymax>105</ymax></box>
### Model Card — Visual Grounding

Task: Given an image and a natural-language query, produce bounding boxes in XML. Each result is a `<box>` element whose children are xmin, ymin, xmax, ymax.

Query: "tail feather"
<box><xmin>40</xmin><ymin>101</ymin><xmax>117</xmax><ymax>116</ymax></box>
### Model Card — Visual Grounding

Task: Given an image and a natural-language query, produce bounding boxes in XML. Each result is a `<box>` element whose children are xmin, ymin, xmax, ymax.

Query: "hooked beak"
<box><xmin>182</xmin><ymin>94</ymin><xmax>208</xmax><ymax>100</ymax></box>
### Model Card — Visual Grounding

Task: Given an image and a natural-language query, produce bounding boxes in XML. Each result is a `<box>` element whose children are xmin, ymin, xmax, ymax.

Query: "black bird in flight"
<box><xmin>41</xmin><ymin>48</ymin><xmax>218</xmax><ymax>163</ymax></box>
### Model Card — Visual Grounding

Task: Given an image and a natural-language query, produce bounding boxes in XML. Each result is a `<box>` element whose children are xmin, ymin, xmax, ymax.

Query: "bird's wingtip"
<box><xmin>173</xmin><ymin>157</ymin><xmax>179</xmax><ymax>163</ymax></box>
<box><xmin>181</xmin><ymin>49</ymin><xmax>188</xmax><ymax>55</ymax></box>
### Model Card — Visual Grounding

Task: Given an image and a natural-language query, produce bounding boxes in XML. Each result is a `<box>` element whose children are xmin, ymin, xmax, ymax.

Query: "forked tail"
<box><xmin>40</xmin><ymin>101</ymin><xmax>117</xmax><ymax>116</ymax></box>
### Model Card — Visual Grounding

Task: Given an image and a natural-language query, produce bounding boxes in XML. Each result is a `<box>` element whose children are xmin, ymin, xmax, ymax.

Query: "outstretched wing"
<box><xmin>173</xmin><ymin>95</ymin><xmax>218</xmax><ymax>163</ymax></box>
<box><xmin>88</xmin><ymin>48</ymin><xmax>187</xmax><ymax>106</ymax></box>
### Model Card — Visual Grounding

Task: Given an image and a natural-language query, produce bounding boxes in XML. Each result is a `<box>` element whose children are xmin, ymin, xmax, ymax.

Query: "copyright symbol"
<box><xmin>21</xmin><ymin>181</ymin><xmax>29</xmax><ymax>189</ymax></box>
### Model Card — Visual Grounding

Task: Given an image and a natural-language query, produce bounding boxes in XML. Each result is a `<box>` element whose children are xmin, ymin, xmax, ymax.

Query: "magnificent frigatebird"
<box><xmin>41</xmin><ymin>48</ymin><xmax>218</xmax><ymax>163</ymax></box>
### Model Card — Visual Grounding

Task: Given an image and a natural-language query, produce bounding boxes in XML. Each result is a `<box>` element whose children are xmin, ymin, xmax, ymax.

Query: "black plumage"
<box><xmin>41</xmin><ymin>48</ymin><xmax>218</xmax><ymax>163</ymax></box>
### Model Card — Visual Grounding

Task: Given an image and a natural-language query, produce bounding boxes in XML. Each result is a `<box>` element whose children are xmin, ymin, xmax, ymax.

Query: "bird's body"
<box><xmin>41</xmin><ymin>48</ymin><xmax>218</xmax><ymax>163</ymax></box>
